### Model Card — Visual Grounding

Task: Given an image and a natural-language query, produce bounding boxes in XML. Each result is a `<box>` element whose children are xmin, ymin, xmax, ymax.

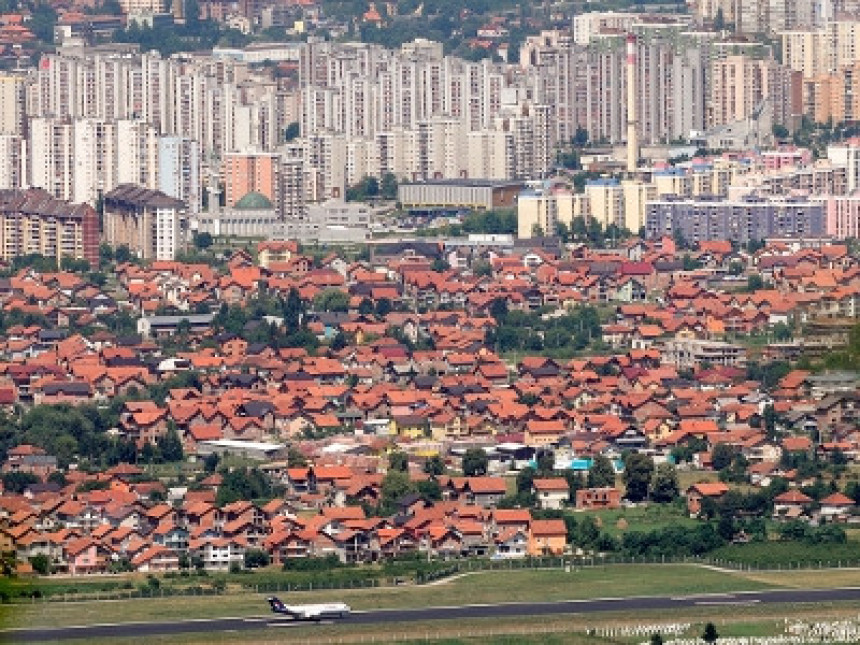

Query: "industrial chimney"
<box><xmin>626</xmin><ymin>32</ymin><xmax>639</xmax><ymax>175</ymax></box>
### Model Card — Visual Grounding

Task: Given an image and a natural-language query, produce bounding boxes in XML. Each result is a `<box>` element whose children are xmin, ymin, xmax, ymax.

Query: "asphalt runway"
<box><xmin>5</xmin><ymin>586</ymin><xmax>860</xmax><ymax>642</ymax></box>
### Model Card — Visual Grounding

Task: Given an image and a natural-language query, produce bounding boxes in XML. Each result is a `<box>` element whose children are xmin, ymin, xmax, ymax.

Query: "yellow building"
<box><xmin>392</xmin><ymin>415</ymin><xmax>428</xmax><ymax>439</ymax></box>
<box><xmin>517</xmin><ymin>187</ymin><xmax>584</xmax><ymax>238</ymax></box>
<box><xmin>621</xmin><ymin>180</ymin><xmax>657</xmax><ymax>233</ymax></box>
<box><xmin>584</xmin><ymin>179</ymin><xmax>623</xmax><ymax>229</ymax></box>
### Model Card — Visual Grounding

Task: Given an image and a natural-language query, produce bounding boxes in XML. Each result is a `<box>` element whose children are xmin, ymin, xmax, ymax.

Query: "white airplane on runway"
<box><xmin>267</xmin><ymin>596</ymin><xmax>351</xmax><ymax>620</ymax></box>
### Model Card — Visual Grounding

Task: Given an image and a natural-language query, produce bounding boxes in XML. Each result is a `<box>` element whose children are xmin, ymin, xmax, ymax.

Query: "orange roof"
<box><xmin>532</xmin><ymin>478</ymin><xmax>569</xmax><ymax>492</ymax></box>
<box><xmin>530</xmin><ymin>519</ymin><xmax>566</xmax><ymax>536</ymax></box>
<box><xmin>689</xmin><ymin>482</ymin><xmax>729</xmax><ymax>497</ymax></box>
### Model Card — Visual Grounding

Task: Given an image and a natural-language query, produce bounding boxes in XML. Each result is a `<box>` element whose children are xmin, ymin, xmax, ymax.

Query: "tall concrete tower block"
<box><xmin>626</xmin><ymin>33</ymin><xmax>639</xmax><ymax>175</ymax></box>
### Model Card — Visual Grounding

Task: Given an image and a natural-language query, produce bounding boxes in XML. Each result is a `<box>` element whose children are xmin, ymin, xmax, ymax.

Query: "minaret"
<box><xmin>626</xmin><ymin>32</ymin><xmax>639</xmax><ymax>175</ymax></box>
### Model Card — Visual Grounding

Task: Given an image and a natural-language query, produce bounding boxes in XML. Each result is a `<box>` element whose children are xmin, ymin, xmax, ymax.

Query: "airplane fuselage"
<box><xmin>269</xmin><ymin>598</ymin><xmax>351</xmax><ymax>620</ymax></box>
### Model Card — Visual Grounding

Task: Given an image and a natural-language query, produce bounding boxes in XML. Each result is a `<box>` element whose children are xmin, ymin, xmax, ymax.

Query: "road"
<box><xmin>5</xmin><ymin>586</ymin><xmax>860</xmax><ymax>642</ymax></box>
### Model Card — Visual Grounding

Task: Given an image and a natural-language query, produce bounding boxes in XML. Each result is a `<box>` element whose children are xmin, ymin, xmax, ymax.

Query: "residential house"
<box><xmin>575</xmin><ymin>487</ymin><xmax>621</xmax><ymax>510</ymax></box>
<box><xmin>685</xmin><ymin>482</ymin><xmax>729</xmax><ymax>517</ymax></box>
<box><xmin>528</xmin><ymin>519</ymin><xmax>567</xmax><ymax>556</ymax></box>
<box><xmin>532</xmin><ymin>478</ymin><xmax>569</xmax><ymax>510</ymax></box>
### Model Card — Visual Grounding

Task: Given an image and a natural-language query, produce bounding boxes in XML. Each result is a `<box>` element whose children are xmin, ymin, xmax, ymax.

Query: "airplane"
<box><xmin>267</xmin><ymin>596</ymin><xmax>351</xmax><ymax>621</ymax></box>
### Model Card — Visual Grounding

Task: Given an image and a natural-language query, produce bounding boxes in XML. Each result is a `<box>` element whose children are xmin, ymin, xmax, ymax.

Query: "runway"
<box><xmin>5</xmin><ymin>586</ymin><xmax>860</xmax><ymax>642</ymax></box>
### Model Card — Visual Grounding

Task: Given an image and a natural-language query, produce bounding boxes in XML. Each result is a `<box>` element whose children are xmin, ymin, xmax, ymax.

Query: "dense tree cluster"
<box><xmin>211</xmin><ymin>288</ymin><xmax>319</xmax><ymax>351</ymax></box>
<box><xmin>485</xmin><ymin>302</ymin><xmax>603</xmax><ymax>356</ymax></box>
<box><xmin>0</xmin><ymin>403</ymin><xmax>137</xmax><ymax>469</ymax></box>
<box><xmin>114</xmin><ymin>17</ymin><xmax>249</xmax><ymax>57</ymax></box>
<box><xmin>215</xmin><ymin>467</ymin><xmax>280</xmax><ymax>506</ymax></box>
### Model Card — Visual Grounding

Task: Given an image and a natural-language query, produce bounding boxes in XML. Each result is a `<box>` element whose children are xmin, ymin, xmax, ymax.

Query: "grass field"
<box><xmin>7</xmin><ymin>563</ymin><xmax>860</xmax><ymax>632</ymax></box>
<box><xmin>575</xmin><ymin>502</ymin><xmax>699</xmax><ymax>536</ymax></box>
<box><xmin>16</xmin><ymin>602</ymin><xmax>860</xmax><ymax>645</ymax></box>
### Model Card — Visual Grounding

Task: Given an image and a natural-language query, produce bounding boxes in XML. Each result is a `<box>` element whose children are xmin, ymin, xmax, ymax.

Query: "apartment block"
<box><xmin>828</xmin><ymin>139</ymin><xmax>860</xmax><ymax>192</ymax></box>
<box><xmin>399</xmin><ymin>180</ymin><xmax>522</xmax><ymax>213</ymax></box>
<box><xmin>782</xmin><ymin>20</ymin><xmax>860</xmax><ymax>78</ymax></box>
<box><xmin>103</xmin><ymin>184</ymin><xmax>188</xmax><ymax>261</ymax></box>
<box><xmin>585</xmin><ymin>179</ymin><xmax>624</xmax><ymax>229</ymax></box>
<box><xmin>819</xmin><ymin>194</ymin><xmax>860</xmax><ymax>239</ymax></box>
<box><xmin>803</xmin><ymin>62</ymin><xmax>860</xmax><ymax>123</ymax></box>
<box><xmin>0</xmin><ymin>189</ymin><xmax>99</xmax><ymax>266</ymax></box>
<box><xmin>0</xmin><ymin>135</ymin><xmax>25</xmax><ymax>190</ymax></box>
<box><xmin>517</xmin><ymin>187</ymin><xmax>582</xmax><ymax>238</ymax></box>
<box><xmin>0</xmin><ymin>74</ymin><xmax>27</xmax><ymax>136</ymax></box>
<box><xmin>645</xmin><ymin>194</ymin><xmax>825</xmax><ymax>242</ymax></box>
<box><xmin>158</xmin><ymin>136</ymin><xmax>201</xmax><ymax>214</ymax></box>
<box><xmin>222</xmin><ymin>151</ymin><xmax>280</xmax><ymax>208</ymax></box>
<box><xmin>709</xmin><ymin>55</ymin><xmax>802</xmax><ymax>130</ymax></box>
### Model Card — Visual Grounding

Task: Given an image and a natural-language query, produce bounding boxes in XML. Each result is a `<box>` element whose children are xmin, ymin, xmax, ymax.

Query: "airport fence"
<box><xmin>8</xmin><ymin>553</ymin><xmax>860</xmax><ymax>605</ymax></box>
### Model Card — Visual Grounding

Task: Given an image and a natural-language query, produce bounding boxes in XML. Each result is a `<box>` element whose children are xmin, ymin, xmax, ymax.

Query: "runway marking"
<box><xmin>695</xmin><ymin>600</ymin><xmax>761</xmax><ymax>606</ymax></box>
<box><xmin>266</xmin><ymin>622</ymin><xmax>304</xmax><ymax>628</ymax></box>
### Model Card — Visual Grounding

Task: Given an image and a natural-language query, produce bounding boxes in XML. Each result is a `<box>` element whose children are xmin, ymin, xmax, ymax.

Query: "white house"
<box><xmin>532</xmin><ymin>478</ymin><xmax>570</xmax><ymax>510</ymax></box>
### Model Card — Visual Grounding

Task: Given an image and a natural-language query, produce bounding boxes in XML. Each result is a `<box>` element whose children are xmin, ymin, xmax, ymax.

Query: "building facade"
<box><xmin>0</xmin><ymin>189</ymin><xmax>99</xmax><ymax>266</ymax></box>
<box><xmin>645</xmin><ymin>194</ymin><xmax>825</xmax><ymax>242</ymax></box>
<box><xmin>103</xmin><ymin>184</ymin><xmax>188</xmax><ymax>261</ymax></box>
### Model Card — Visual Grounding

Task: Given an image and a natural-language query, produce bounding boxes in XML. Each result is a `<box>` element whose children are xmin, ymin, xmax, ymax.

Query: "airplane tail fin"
<box><xmin>267</xmin><ymin>597</ymin><xmax>286</xmax><ymax>613</ymax></box>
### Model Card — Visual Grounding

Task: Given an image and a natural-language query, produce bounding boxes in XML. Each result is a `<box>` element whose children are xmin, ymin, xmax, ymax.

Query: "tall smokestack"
<box><xmin>626</xmin><ymin>32</ymin><xmax>639</xmax><ymax>175</ymax></box>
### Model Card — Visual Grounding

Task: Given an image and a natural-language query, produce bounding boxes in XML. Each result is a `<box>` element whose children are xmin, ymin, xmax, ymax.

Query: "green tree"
<box><xmin>431</xmin><ymin>258</ymin><xmax>450</xmax><ymax>273</ymax></box>
<box><xmin>42</xmin><ymin>470</ymin><xmax>65</xmax><ymax>490</ymax></box>
<box><xmin>287</xmin><ymin>446</ymin><xmax>306</xmax><ymax>467</ymax></box>
<box><xmin>388</xmin><ymin>450</ymin><xmax>409</xmax><ymax>473</ymax></box>
<box><xmin>193</xmin><ymin>232</ymin><xmax>213</xmax><ymax>250</ymax></box>
<box><xmin>203</xmin><ymin>452</ymin><xmax>220</xmax><ymax>473</ymax></box>
<box><xmin>650</xmin><ymin>633</ymin><xmax>664</xmax><ymax>645</ymax></box>
<box><xmin>588</xmin><ymin>455</ymin><xmax>615</xmax><ymax>488</ymax></box>
<box><xmin>417</xmin><ymin>478</ymin><xmax>442</xmax><ymax>501</ymax></box>
<box><xmin>564</xmin><ymin>470</ymin><xmax>583</xmax><ymax>503</ymax></box>
<box><xmin>462</xmin><ymin>448</ymin><xmax>489</xmax><ymax>476</ymax></box>
<box><xmin>516</xmin><ymin>466</ymin><xmax>536</xmax><ymax>495</ymax></box>
<box><xmin>157</xmin><ymin>425</ymin><xmax>184</xmax><ymax>463</ymax></box>
<box><xmin>535</xmin><ymin>451</ymin><xmax>554</xmax><ymax>477</ymax></box>
<box><xmin>29</xmin><ymin>554</ymin><xmax>50</xmax><ymax>575</ymax></box>
<box><xmin>379</xmin><ymin>469</ymin><xmax>416</xmax><ymax>515</ymax></box>
<box><xmin>358</xmin><ymin>298</ymin><xmax>374</xmax><ymax>316</ymax></box>
<box><xmin>623</xmin><ymin>453</ymin><xmax>654</xmax><ymax>502</ymax></box>
<box><xmin>380</xmin><ymin>173</ymin><xmax>398</xmax><ymax>200</ymax></box>
<box><xmin>746</xmin><ymin>274</ymin><xmax>764</xmax><ymax>292</ymax></box>
<box><xmin>423</xmin><ymin>455</ymin><xmax>445</xmax><ymax>476</ymax></box>
<box><xmin>30</xmin><ymin>3</ymin><xmax>57</xmax><ymax>43</ymax></box>
<box><xmin>284</xmin><ymin>122</ymin><xmax>300</xmax><ymax>142</ymax></box>
<box><xmin>244</xmin><ymin>548</ymin><xmax>271</xmax><ymax>569</ymax></box>
<box><xmin>329</xmin><ymin>331</ymin><xmax>348</xmax><ymax>351</ymax></box>
<box><xmin>216</xmin><ymin>467</ymin><xmax>274</xmax><ymax>506</ymax></box>
<box><xmin>712</xmin><ymin>443</ymin><xmax>735</xmax><ymax>471</ymax></box>
<box><xmin>702</xmin><ymin>622</ymin><xmax>719</xmax><ymax>644</ymax></box>
<box><xmin>472</xmin><ymin>260</ymin><xmax>493</xmax><ymax>277</ymax></box>
<box><xmin>313</xmin><ymin>288</ymin><xmax>350</xmax><ymax>312</ymax></box>
<box><xmin>375</xmin><ymin>298</ymin><xmax>393</xmax><ymax>319</ymax></box>
<box><xmin>651</xmin><ymin>463</ymin><xmax>679</xmax><ymax>503</ymax></box>
<box><xmin>2</xmin><ymin>471</ymin><xmax>39</xmax><ymax>493</ymax></box>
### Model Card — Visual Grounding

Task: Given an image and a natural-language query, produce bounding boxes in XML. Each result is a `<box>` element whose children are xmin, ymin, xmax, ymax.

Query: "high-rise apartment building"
<box><xmin>223</xmin><ymin>150</ymin><xmax>280</xmax><ymax>207</ymax></box>
<box><xmin>0</xmin><ymin>135</ymin><xmax>26</xmax><ymax>189</ymax></box>
<box><xmin>709</xmin><ymin>55</ymin><xmax>802</xmax><ymax>130</ymax></box>
<box><xmin>0</xmin><ymin>75</ymin><xmax>27</xmax><ymax>136</ymax></box>
<box><xmin>577</xmin><ymin>28</ymin><xmax>711</xmax><ymax>146</ymax></box>
<box><xmin>782</xmin><ymin>20</ymin><xmax>860</xmax><ymax>78</ymax></box>
<box><xmin>158</xmin><ymin>136</ymin><xmax>201</xmax><ymax>214</ymax></box>
<box><xmin>29</xmin><ymin>118</ymin><xmax>74</xmax><ymax>201</ymax></box>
